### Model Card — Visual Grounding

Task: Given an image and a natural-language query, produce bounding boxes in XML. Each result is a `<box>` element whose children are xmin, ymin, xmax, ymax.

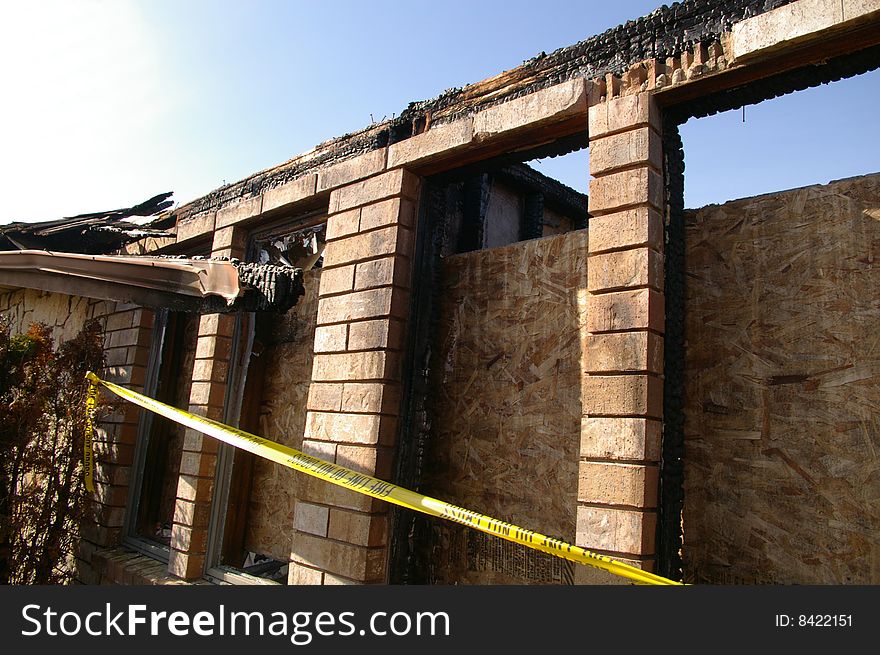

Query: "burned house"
<box><xmin>1</xmin><ymin>0</ymin><xmax>879</xmax><ymax>586</ymax></box>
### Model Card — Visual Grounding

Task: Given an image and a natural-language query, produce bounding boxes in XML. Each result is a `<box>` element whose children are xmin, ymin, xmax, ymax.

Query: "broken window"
<box><xmin>430</xmin><ymin>156</ymin><xmax>587</xmax><ymax>256</ymax></box>
<box><xmin>256</xmin><ymin>223</ymin><xmax>326</xmax><ymax>270</ymax></box>
<box><xmin>206</xmin><ymin>218</ymin><xmax>324</xmax><ymax>584</ymax></box>
<box><xmin>124</xmin><ymin>310</ymin><xmax>198</xmax><ymax>555</ymax></box>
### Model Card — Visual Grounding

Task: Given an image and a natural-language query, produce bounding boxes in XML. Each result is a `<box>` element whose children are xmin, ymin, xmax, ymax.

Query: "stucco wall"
<box><xmin>0</xmin><ymin>288</ymin><xmax>92</xmax><ymax>344</ymax></box>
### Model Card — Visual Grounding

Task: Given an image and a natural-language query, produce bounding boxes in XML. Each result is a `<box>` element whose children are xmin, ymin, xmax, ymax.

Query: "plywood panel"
<box><xmin>425</xmin><ymin>229</ymin><xmax>587</xmax><ymax>584</ymax></box>
<box><xmin>244</xmin><ymin>270</ymin><xmax>320</xmax><ymax>561</ymax></box>
<box><xmin>683</xmin><ymin>173</ymin><xmax>880</xmax><ymax>584</ymax></box>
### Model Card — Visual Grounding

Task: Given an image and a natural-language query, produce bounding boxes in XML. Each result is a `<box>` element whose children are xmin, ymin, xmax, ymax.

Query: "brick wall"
<box><xmin>289</xmin><ymin>169</ymin><xmax>421</xmax><ymax>585</ymax></box>
<box><xmin>167</xmin><ymin>227</ymin><xmax>246</xmax><ymax>580</ymax></box>
<box><xmin>576</xmin><ymin>89</ymin><xmax>665</xmax><ymax>582</ymax></box>
<box><xmin>0</xmin><ymin>289</ymin><xmax>155</xmax><ymax>584</ymax></box>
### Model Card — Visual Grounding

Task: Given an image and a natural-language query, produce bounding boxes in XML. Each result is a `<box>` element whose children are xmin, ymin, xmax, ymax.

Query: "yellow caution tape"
<box><xmin>84</xmin><ymin>371</ymin><xmax>682</xmax><ymax>586</ymax></box>
<box><xmin>83</xmin><ymin>377</ymin><xmax>98</xmax><ymax>493</ymax></box>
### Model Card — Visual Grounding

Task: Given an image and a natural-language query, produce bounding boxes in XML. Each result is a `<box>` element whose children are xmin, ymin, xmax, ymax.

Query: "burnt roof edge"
<box><xmin>166</xmin><ymin>1</ymin><xmax>793</xmax><ymax>224</ymax></box>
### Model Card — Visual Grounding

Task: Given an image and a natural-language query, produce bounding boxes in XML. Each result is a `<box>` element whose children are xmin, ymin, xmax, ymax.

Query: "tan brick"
<box><xmin>314</xmin><ymin>324</ymin><xmax>348</xmax><ymax>353</ymax></box>
<box><xmin>288</xmin><ymin>561</ymin><xmax>324</xmax><ymax>585</ymax></box>
<box><xmin>328</xmin><ymin>509</ymin><xmax>388</xmax><ymax>547</ymax></box>
<box><xmin>195</xmin><ymin>336</ymin><xmax>217</xmax><ymax>359</ymax></box>
<box><xmin>167</xmin><ymin>550</ymin><xmax>205</xmax><ymax>580</ymax></box>
<box><xmin>189</xmin><ymin>358</ymin><xmax>228</xmax><ymax>384</ymax></box>
<box><xmin>211</xmin><ymin>226</ymin><xmax>246</xmax><ymax>252</ymax></box>
<box><xmin>107</xmin><ymin>328</ymin><xmax>141</xmax><ymax>349</ymax></box>
<box><xmin>103</xmin><ymin>346</ymin><xmax>130</xmax><ymax>368</ymax></box>
<box><xmin>304</xmin><ymin>411</ymin><xmax>380</xmax><ymax>444</ymax></box>
<box><xmin>312</xmin><ymin>351</ymin><xmax>394</xmax><ymax>381</ymax></box>
<box><xmin>336</xmin><ymin>445</ymin><xmax>394</xmax><ymax>479</ymax></box>
<box><xmin>300</xmin><ymin>475</ymin><xmax>382</xmax><ymax>512</ymax></box>
<box><xmin>582</xmin><ymin>375</ymin><xmax>663</xmax><ymax>418</ymax></box>
<box><xmin>195</xmin><ymin>335</ymin><xmax>231</xmax><ymax>359</ymax></box>
<box><xmin>341</xmin><ymin>382</ymin><xmax>400</xmax><ymax>414</ymax></box>
<box><xmin>323</xmin><ymin>573</ymin><xmax>362</xmax><ymax>585</ymax></box>
<box><xmin>215</xmin><ymin>195</ymin><xmax>262</xmax><ymax>228</ymax></box>
<box><xmin>731</xmin><ymin>0</ymin><xmax>845</xmax><ymax>63</ymax></box>
<box><xmin>580</xmin><ymin>417</ymin><xmax>662</xmax><ymax>461</ymax></box>
<box><xmin>576</xmin><ymin>506</ymin><xmax>656</xmax><ymax>556</ymax></box>
<box><xmin>318</xmin><ymin>264</ymin><xmax>355</xmax><ymax>296</ymax></box>
<box><xmin>588</xmin><ymin>207</ymin><xmax>663</xmax><ymax>254</ymax></box>
<box><xmin>573</xmin><ymin>555</ymin><xmax>655</xmax><ymax>585</ymax></box>
<box><xmin>589</xmin><ymin>127</ymin><xmax>662</xmax><ymax>176</ymax></box>
<box><xmin>176</xmin><ymin>211</ymin><xmax>215</xmax><ymax>243</ymax></box>
<box><xmin>103</xmin><ymin>311</ymin><xmax>137</xmax><ymax>332</ymax></box>
<box><xmin>322</xmin><ymin>225</ymin><xmax>413</xmax><ymax>268</ymax></box>
<box><xmin>301</xmin><ymin>439</ymin><xmax>337</xmax><ymax>462</ymax></box>
<box><xmin>317</xmin><ymin>287</ymin><xmax>409</xmax><ymax>324</ymax></box>
<box><xmin>93</xmin><ymin>442</ymin><xmax>135</xmax><ymax>467</ymax></box>
<box><xmin>587</xmin><ymin>288</ymin><xmax>664</xmax><ymax>333</ymax></box>
<box><xmin>175</xmin><ymin>474</ymin><xmax>214</xmax><ymax>503</ymax></box>
<box><xmin>92</xmin><ymin>462</ymin><xmax>132</xmax><ymax>490</ymax></box>
<box><xmin>184</xmin><ymin>406</ymin><xmax>225</xmax><ymax>427</ymax></box>
<box><xmin>290</xmin><ymin>532</ymin><xmax>387</xmax><ymax>582</ymax></box>
<box><xmin>317</xmin><ymin>149</ymin><xmax>387</xmax><ymax>193</ymax></box>
<box><xmin>304</xmin><ymin>412</ymin><xmax>397</xmax><ymax>445</ymax></box>
<box><xmin>588</xmin><ymin>167</ymin><xmax>664</xmax><ymax>215</ymax></box>
<box><xmin>179</xmin><ymin>450</ymin><xmax>217</xmax><ymax>477</ymax></box>
<box><xmin>294</xmin><ymin>501</ymin><xmax>330</xmax><ymax>537</ymax></box>
<box><xmin>306</xmin><ymin>383</ymin><xmax>344</xmax><ymax>412</ymax></box>
<box><xmin>170</xmin><ymin>524</ymin><xmax>208</xmax><ymax>553</ymax></box>
<box><xmin>261</xmin><ymin>174</ymin><xmax>318</xmax><ymax>213</ymax></box>
<box><xmin>588</xmin><ymin>92</ymin><xmax>660</xmax><ymax>138</ymax></box>
<box><xmin>474</xmin><ymin>78</ymin><xmax>587</xmax><ymax>139</ymax></box>
<box><xmin>387</xmin><ymin>118</ymin><xmax>474</xmax><ymax>168</ymax></box>
<box><xmin>329</xmin><ymin>169</ymin><xmax>421</xmax><ymax>214</ymax></box>
<box><xmin>102</xmin><ymin>364</ymin><xmax>136</xmax><ymax>386</ymax></box>
<box><xmin>325</xmin><ymin>208</ymin><xmax>361</xmax><ymax>242</ymax></box>
<box><xmin>172</xmin><ymin>499</ymin><xmax>212</xmax><ymax>528</ymax></box>
<box><xmin>584</xmin><ymin>331</ymin><xmax>663</xmax><ymax>373</ymax></box>
<box><xmin>347</xmin><ymin>318</ymin><xmax>405</xmax><ymax>351</ymax></box>
<box><xmin>189</xmin><ymin>381</ymin><xmax>226</xmax><ymax>407</ymax></box>
<box><xmin>94</xmin><ymin>482</ymin><xmax>130</xmax><ymax>507</ymax></box>
<box><xmin>211</xmin><ymin>247</ymin><xmax>238</xmax><ymax>259</ymax></box>
<box><xmin>588</xmin><ymin>248</ymin><xmax>663</xmax><ymax>293</ymax></box>
<box><xmin>354</xmin><ymin>256</ymin><xmax>411</xmax><ymax>291</ymax></box>
<box><xmin>578</xmin><ymin>461</ymin><xmax>659</xmax><ymax>507</ymax></box>
<box><xmin>359</xmin><ymin>197</ymin><xmax>416</xmax><ymax>231</ymax></box>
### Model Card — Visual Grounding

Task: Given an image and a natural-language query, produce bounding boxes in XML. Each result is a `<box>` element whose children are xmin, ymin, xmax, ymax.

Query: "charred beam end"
<box><xmin>232</xmin><ymin>261</ymin><xmax>305</xmax><ymax>313</ymax></box>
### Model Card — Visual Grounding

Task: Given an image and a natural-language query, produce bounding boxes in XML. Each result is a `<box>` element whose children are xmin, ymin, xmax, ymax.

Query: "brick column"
<box><xmin>77</xmin><ymin>303</ymin><xmax>153</xmax><ymax>583</ymax></box>
<box><xmin>290</xmin><ymin>168</ymin><xmax>420</xmax><ymax>585</ymax></box>
<box><xmin>168</xmin><ymin>226</ymin><xmax>246</xmax><ymax>579</ymax></box>
<box><xmin>577</xmin><ymin>91</ymin><xmax>664</xmax><ymax>581</ymax></box>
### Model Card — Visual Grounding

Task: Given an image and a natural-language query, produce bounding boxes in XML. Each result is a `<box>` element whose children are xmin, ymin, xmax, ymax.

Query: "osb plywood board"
<box><xmin>683</xmin><ymin>173</ymin><xmax>880</xmax><ymax>584</ymax></box>
<box><xmin>425</xmin><ymin>229</ymin><xmax>588</xmax><ymax>584</ymax></box>
<box><xmin>245</xmin><ymin>270</ymin><xmax>320</xmax><ymax>561</ymax></box>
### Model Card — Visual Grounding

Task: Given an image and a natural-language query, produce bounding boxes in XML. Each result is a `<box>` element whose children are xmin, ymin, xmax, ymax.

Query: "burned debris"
<box><xmin>0</xmin><ymin>192</ymin><xmax>175</xmax><ymax>254</ymax></box>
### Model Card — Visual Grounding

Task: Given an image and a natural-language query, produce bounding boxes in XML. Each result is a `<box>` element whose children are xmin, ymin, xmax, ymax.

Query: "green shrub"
<box><xmin>0</xmin><ymin>319</ymin><xmax>105</xmax><ymax>584</ymax></box>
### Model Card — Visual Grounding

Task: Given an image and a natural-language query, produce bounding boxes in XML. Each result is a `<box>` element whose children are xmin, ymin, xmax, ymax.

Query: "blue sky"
<box><xmin>1</xmin><ymin>0</ymin><xmax>877</xmax><ymax>223</ymax></box>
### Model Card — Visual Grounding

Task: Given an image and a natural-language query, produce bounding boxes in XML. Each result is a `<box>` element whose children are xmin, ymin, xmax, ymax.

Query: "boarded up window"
<box><xmin>423</xmin><ymin>230</ymin><xmax>587</xmax><ymax>584</ymax></box>
<box><xmin>683</xmin><ymin>174</ymin><xmax>880</xmax><ymax>584</ymax></box>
